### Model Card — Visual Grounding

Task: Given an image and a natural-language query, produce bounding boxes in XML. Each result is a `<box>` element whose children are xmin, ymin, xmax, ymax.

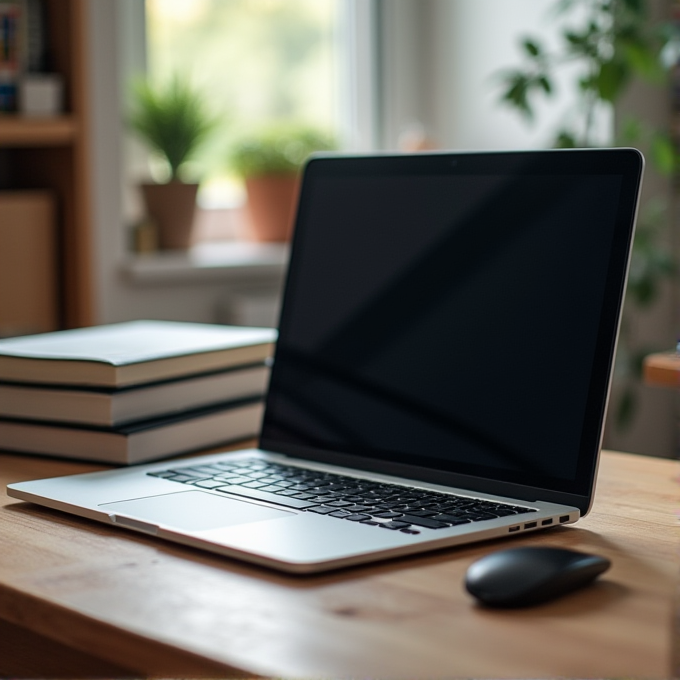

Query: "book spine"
<box><xmin>0</xmin><ymin>2</ymin><xmax>21</xmax><ymax>111</ymax></box>
<box><xmin>25</xmin><ymin>0</ymin><xmax>45</xmax><ymax>72</ymax></box>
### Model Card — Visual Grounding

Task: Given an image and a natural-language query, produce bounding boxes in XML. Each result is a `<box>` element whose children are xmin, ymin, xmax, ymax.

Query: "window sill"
<box><xmin>122</xmin><ymin>241</ymin><xmax>290</xmax><ymax>285</ymax></box>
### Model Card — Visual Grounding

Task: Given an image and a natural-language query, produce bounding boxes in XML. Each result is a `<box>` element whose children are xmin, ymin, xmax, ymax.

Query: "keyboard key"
<box><xmin>215</xmin><ymin>485</ymin><xmax>319</xmax><ymax>509</ymax></box>
<box><xmin>213</xmin><ymin>475</ymin><xmax>251</xmax><ymax>485</ymax></box>
<box><xmin>166</xmin><ymin>474</ymin><xmax>202</xmax><ymax>483</ymax></box>
<box><xmin>192</xmin><ymin>479</ymin><xmax>226</xmax><ymax>489</ymax></box>
<box><xmin>241</xmin><ymin>481</ymin><xmax>269</xmax><ymax>489</ymax></box>
<box><xmin>468</xmin><ymin>512</ymin><xmax>499</xmax><ymax>521</ymax></box>
<box><xmin>398</xmin><ymin>515</ymin><xmax>450</xmax><ymax>529</ymax></box>
<box><xmin>434</xmin><ymin>513</ymin><xmax>471</xmax><ymax>523</ymax></box>
<box><xmin>344</xmin><ymin>513</ymin><xmax>372</xmax><ymax>522</ymax></box>
<box><xmin>380</xmin><ymin>521</ymin><xmax>411</xmax><ymax>530</ymax></box>
<box><xmin>307</xmin><ymin>506</ymin><xmax>334</xmax><ymax>515</ymax></box>
<box><xmin>313</xmin><ymin>496</ymin><xmax>338</xmax><ymax>503</ymax></box>
<box><xmin>456</xmin><ymin>513</ymin><xmax>488</xmax><ymax>522</ymax></box>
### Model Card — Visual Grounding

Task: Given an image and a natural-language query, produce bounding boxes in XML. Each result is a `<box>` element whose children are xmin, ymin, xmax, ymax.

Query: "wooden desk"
<box><xmin>1</xmin><ymin>448</ymin><xmax>678</xmax><ymax>678</ymax></box>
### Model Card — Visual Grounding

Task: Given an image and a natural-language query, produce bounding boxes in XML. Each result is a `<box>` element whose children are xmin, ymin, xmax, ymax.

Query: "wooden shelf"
<box><xmin>0</xmin><ymin>116</ymin><xmax>78</xmax><ymax>146</ymax></box>
<box><xmin>643</xmin><ymin>351</ymin><xmax>679</xmax><ymax>388</ymax></box>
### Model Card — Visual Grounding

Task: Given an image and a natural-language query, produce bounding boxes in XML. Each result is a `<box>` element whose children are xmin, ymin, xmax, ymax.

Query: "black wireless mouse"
<box><xmin>465</xmin><ymin>546</ymin><xmax>611</xmax><ymax>608</ymax></box>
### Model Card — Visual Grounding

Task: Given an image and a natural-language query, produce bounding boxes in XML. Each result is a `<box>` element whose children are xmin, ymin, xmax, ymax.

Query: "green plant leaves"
<box><xmin>595</xmin><ymin>60</ymin><xmax>630</xmax><ymax>102</ymax></box>
<box><xmin>554</xmin><ymin>130</ymin><xmax>579</xmax><ymax>148</ymax></box>
<box><xmin>523</xmin><ymin>39</ymin><xmax>541</xmax><ymax>57</ymax></box>
<box><xmin>627</xmin><ymin>198</ymin><xmax>675</xmax><ymax>307</ymax></box>
<box><xmin>650</xmin><ymin>132</ymin><xmax>677</xmax><ymax>175</ymax></box>
<box><xmin>229</xmin><ymin>124</ymin><xmax>337</xmax><ymax>177</ymax></box>
<box><xmin>499</xmin><ymin>72</ymin><xmax>535</xmax><ymax>119</ymax></box>
<box><xmin>128</xmin><ymin>75</ymin><xmax>218</xmax><ymax>182</ymax></box>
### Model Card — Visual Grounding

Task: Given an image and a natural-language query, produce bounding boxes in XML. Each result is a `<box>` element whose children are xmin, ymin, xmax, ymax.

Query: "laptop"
<box><xmin>8</xmin><ymin>148</ymin><xmax>644</xmax><ymax>573</ymax></box>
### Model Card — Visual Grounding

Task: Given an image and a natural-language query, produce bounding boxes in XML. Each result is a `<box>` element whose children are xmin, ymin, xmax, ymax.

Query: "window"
<box><xmin>141</xmin><ymin>0</ymin><xmax>346</xmax><ymax>242</ymax></box>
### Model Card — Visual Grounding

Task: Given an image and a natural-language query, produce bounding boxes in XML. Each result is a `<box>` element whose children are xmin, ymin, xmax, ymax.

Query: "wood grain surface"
<box><xmin>1</xmin><ymin>448</ymin><xmax>678</xmax><ymax>678</ymax></box>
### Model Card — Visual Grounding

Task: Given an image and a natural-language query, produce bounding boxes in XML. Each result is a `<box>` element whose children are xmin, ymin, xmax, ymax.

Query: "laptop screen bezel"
<box><xmin>259</xmin><ymin>148</ymin><xmax>644</xmax><ymax>515</ymax></box>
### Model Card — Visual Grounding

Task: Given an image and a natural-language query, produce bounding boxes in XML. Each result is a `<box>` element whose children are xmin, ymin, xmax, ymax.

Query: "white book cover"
<box><xmin>0</xmin><ymin>320</ymin><xmax>277</xmax><ymax>387</ymax></box>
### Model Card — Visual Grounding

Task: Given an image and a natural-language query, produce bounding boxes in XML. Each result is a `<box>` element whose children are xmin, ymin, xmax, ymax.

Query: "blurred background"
<box><xmin>1</xmin><ymin>0</ymin><xmax>678</xmax><ymax>458</ymax></box>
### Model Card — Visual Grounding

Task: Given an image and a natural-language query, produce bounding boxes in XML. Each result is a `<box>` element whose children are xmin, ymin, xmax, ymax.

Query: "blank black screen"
<box><xmin>261</xmin><ymin>151</ymin><xmax>640</xmax><ymax>497</ymax></box>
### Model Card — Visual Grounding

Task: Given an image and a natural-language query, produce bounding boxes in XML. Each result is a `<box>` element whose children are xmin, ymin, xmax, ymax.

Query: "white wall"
<box><xmin>377</xmin><ymin>0</ymin><xmax>581</xmax><ymax>151</ymax></box>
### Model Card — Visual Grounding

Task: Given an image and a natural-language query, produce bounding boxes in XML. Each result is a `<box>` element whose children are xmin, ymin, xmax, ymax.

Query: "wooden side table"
<box><xmin>643</xmin><ymin>351</ymin><xmax>680</xmax><ymax>388</ymax></box>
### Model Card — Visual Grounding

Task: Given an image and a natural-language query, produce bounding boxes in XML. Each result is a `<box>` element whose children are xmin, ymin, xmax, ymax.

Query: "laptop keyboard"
<box><xmin>148</xmin><ymin>459</ymin><xmax>537</xmax><ymax>535</ymax></box>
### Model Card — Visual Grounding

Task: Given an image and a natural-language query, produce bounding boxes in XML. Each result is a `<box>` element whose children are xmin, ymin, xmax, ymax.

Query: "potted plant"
<box><xmin>129</xmin><ymin>75</ymin><xmax>216</xmax><ymax>250</ymax></box>
<box><xmin>230</xmin><ymin>125</ymin><xmax>336</xmax><ymax>242</ymax></box>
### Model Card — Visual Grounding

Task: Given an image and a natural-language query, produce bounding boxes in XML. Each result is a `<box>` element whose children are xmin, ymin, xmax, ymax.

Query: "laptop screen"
<box><xmin>260</xmin><ymin>150</ymin><xmax>643</xmax><ymax>499</ymax></box>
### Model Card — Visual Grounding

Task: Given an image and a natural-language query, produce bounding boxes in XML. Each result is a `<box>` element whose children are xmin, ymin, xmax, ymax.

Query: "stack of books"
<box><xmin>0</xmin><ymin>320</ymin><xmax>277</xmax><ymax>464</ymax></box>
<box><xmin>0</xmin><ymin>0</ymin><xmax>48</xmax><ymax>112</ymax></box>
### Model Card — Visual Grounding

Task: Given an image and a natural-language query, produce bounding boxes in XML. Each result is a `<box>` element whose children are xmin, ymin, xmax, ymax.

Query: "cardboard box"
<box><xmin>0</xmin><ymin>191</ymin><xmax>58</xmax><ymax>337</ymax></box>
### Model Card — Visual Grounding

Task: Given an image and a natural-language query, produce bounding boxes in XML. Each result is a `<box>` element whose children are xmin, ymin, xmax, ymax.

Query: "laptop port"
<box><xmin>541</xmin><ymin>518</ymin><xmax>553</xmax><ymax>526</ymax></box>
<box><xmin>524</xmin><ymin>521</ymin><xmax>537</xmax><ymax>529</ymax></box>
<box><xmin>559</xmin><ymin>515</ymin><xmax>570</xmax><ymax>523</ymax></box>
<box><xmin>508</xmin><ymin>525</ymin><xmax>520</xmax><ymax>533</ymax></box>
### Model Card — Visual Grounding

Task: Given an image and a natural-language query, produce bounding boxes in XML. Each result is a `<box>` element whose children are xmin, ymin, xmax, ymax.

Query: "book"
<box><xmin>0</xmin><ymin>2</ymin><xmax>22</xmax><ymax>111</ymax></box>
<box><xmin>0</xmin><ymin>320</ymin><xmax>277</xmax><ymax>387</ymax></box>
<box><xmin>0</xmin><ymin>398</ymin><xmax>265</xmax><ymax>464</ymax></box>
<box><xmin>0</xmin><ymin>0</ymin><xmax>47</xmax><ymax>111</ymax></box>
<box><xmin>0</xmin><ymin>363</ymin><xmax>270</xmax><ymax>426</ymax></box>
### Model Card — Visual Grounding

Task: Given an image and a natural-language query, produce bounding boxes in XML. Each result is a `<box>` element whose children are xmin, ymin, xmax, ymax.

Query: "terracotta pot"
<box><xmin>141</xmin><ymin>182</ymin><xmax>199</xmax><ymax>250</ymax></box>
<box><xmin>244</xmin><ymin>174</ymin><xmax>300</xmax><ymax>242</ymax></box>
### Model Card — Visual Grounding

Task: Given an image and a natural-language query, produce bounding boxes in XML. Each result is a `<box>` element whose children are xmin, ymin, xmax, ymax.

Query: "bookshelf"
<box><xmin>0</xmin><ymin>0</ymin><xmax>93</xmax><ymax>332</ymax></box>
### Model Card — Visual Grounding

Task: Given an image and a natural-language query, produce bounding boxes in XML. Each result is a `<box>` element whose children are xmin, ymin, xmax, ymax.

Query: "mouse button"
<box><xmin>465</xmin><ymin>559</ymin><xmax>546</xmax><ymax>604</ymax></box>
<box><xmin>467</xmin><ymin>548</ymin><xmax>559</xmax><ymax>585</ymax></box>
<box><xmin>563</xmin><ymin>554</ymin><xmax>611</xmax><ymax>581</ymax></box>
<box><xmin>465</xmin><ymin>552</ymin><xmax>526</xmax><ymax>586</ymax></box>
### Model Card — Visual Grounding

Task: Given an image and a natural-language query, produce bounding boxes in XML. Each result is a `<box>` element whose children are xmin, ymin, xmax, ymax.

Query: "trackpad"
<box><xmin>101</xmin><ymin>491</ymin><xmax>294</xmax><ymax>531</ymax></box>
